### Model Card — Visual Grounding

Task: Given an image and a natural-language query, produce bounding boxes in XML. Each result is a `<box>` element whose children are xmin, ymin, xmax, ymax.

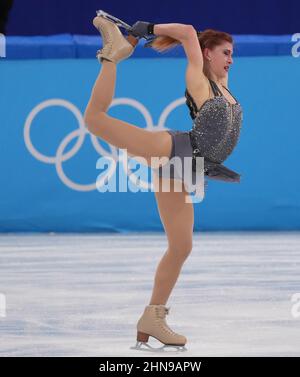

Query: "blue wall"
<box><xmin>6</xmin><ymin>0</ymin><xmax>300</xmax><ymax>36</ymax></box>
<box><xmin>1</xmin><ymin>51</ymin><xmax>299</xmax><ymax>232</ymax></box>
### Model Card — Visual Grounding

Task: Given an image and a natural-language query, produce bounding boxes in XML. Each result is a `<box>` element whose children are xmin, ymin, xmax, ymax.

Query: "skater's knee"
<box><xmin>169</xmin><ymin>239</ymin><xmax>193</xmax><ymax>260</ymax></box>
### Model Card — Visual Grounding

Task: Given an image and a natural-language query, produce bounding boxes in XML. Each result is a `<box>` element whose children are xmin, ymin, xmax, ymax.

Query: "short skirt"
<box><xmin>154</xmin><ymin>129</ymin><xmax>241</xmax><ymax>194</ymax></box>
<box><xmin>155</xmin><ymin>130</ymin><xmax>206</xmax><ymax>197</ymax></box>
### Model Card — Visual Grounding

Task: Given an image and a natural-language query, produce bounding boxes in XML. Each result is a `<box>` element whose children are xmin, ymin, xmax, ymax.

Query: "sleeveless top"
<box><xmin>185</xmin><ymin>79</ymin><xmax>243</xmax><ymax>182</ymax></box>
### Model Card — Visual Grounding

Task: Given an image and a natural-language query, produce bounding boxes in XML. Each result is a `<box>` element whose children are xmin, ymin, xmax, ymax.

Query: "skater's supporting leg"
<box><xmin>149</xmin><ymin>177</ymin><xmax>194</xmax><ymax>305</ymax></box>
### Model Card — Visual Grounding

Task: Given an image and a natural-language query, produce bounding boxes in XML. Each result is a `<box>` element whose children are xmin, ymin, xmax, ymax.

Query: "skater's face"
<box><xmin>203</xmin><ymin>41</ymin><xmax>234</xmax><ymax>80</ymax></box>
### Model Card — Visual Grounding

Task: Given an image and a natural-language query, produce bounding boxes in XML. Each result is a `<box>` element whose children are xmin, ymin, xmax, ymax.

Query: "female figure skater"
<box><xmin>84</xmin><ymin>11</ymin><xmax>243</xmax><ymax>352</ymax></box>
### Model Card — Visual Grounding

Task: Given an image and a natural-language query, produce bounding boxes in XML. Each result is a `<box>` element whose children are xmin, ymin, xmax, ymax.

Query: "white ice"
<box><xmin>0</xmin><ymin>232</ymin><xmax>299</xmax><ymax>357</ymax></box>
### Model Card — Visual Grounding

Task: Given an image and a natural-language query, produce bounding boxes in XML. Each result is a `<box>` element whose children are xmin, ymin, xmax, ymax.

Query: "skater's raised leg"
<box><xmin>84</xmin><ymin>15</ymin><xmax>173</xmax><ymax>165</ymax></box>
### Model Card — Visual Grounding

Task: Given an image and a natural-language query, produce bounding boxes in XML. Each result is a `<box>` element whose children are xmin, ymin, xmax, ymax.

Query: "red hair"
<box><xmin>146</xmin><ymin>28</ymin><xmax>233</xmax><ymax>54</ymax></box>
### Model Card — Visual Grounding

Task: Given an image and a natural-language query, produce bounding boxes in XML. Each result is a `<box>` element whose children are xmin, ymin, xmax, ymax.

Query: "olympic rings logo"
<box><xmin>24</xmin><ymin>97</ymin><xmax>187</xmax><ymax>192</ymax></box>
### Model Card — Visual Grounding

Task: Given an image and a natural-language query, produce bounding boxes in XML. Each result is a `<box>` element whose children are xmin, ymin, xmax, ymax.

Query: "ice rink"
<box><xmin>0</xmin><ymin>232</ymin><xmax>299</xmax><ymax>357</ymax></box>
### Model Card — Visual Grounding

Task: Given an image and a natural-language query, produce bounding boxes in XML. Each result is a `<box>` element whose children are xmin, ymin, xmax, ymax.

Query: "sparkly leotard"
<box><xmin>185</xmin><ymin>79</ymin><xmax>243</xmax><ymax>182</ymax></box>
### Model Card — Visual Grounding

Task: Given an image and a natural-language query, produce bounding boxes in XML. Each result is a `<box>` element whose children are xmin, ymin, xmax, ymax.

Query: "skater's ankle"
<box><xmin>101</xmin><ymin>58</ymin><xmax>116</xmax><ymax>65</ymax></box>
<box><xmin>148</xmin><ymin>302</ymin><xmax>167</xmax><ymax>306</ymax></box>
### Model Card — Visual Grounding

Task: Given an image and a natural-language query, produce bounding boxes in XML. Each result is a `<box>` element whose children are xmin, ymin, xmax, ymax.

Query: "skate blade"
<box><xmin>96</xmin><ymin>10</ymin><xmax>132</xmax><ymax>31</ymax></box>
<box><xmin>130</xmin><ymin>341</ymin><xmax>187</xmax><ymax>353</ymax></box>
<box><xmin>96</xmin><ymin>9</ymin><xmax>154</xmax><ymax>41</ymax></box>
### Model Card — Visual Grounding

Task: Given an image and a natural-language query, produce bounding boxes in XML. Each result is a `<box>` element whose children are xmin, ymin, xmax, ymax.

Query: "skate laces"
<box><xmin>96</xmin><ymin>17</ymin><xmax>114</xmax><ymax>57</ymax></box>
<box><xmin>156</xmin><ymin>306</ymin><xmax>170</xmax><ymax>319</ymax></box>
<box><xmin>155</xmin><ymin>307</ymin><xmax>181</xmax><ymax>336</ymax></box>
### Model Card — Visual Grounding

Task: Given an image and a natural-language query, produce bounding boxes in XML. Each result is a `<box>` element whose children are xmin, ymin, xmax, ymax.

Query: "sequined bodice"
<box><xmin>186</xmin><ymin>79</ymin><xmax>243</xmax><ymax>163</ymax></box>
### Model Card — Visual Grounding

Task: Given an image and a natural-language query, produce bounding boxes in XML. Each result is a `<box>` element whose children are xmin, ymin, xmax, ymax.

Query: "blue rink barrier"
<box><xmin>0</xmin><ymin>36</ymin><xmax>299</xmax><ymax>232</ymax></box>
<box><xmin>5</xmin><ymin>34</ymin><xmax>296</xmax><ymax>59</ymax></box>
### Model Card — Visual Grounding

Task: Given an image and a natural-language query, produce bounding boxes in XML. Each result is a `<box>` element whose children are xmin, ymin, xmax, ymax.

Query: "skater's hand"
<box><xmin>128</xmin><ymin>21</ymin><xmax>154</xmax><ymax>39</ymax></box>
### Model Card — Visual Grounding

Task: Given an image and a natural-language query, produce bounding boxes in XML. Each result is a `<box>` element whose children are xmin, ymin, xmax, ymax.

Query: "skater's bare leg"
<box><xmin>84</xmin><ymin>60</ymin><xmax>172</xmax><ymax>164</ymax></box>
<box><xmin>149</xmin><ymin>176</ymin><xmax>194</xmax><ymax>305</ymax></box>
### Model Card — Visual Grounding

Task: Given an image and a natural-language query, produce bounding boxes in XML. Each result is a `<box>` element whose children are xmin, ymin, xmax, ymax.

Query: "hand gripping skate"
<box><xmin>96</xmin><ymin>9</ymin><xmax>157</xmax><ymax>44</ymax></box>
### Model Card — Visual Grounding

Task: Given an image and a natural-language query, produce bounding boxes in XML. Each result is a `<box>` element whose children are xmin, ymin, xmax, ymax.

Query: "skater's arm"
<box><xmin>154</xmin><ymin>24</ymin><xmax>205</xmax><ymax>75</ymax></box>
<box><xmin>153</xmin><ymin>23</ymin><xmax>194</xmax><ymax>42</ymax></box>
<box><xmin>131</xmin><ymin>22</ymin><xmax>205</xmax><ymax>88</ymax></box>
<box><xmin>155</xmin><ymin>25</ymin><xmax>206</xmax><ymax>91</ymax></box>
<box><xmin>153</xmin><ymin>24</ymin><xmax>204</xmax><ymax>70</ymax></box>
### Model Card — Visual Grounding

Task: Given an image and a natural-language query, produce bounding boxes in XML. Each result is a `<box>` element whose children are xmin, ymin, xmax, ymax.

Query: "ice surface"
<box><xmin>0</xmin><ymin>232</ymin><xmax>299</xmax><ymax>356</ymax></box>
